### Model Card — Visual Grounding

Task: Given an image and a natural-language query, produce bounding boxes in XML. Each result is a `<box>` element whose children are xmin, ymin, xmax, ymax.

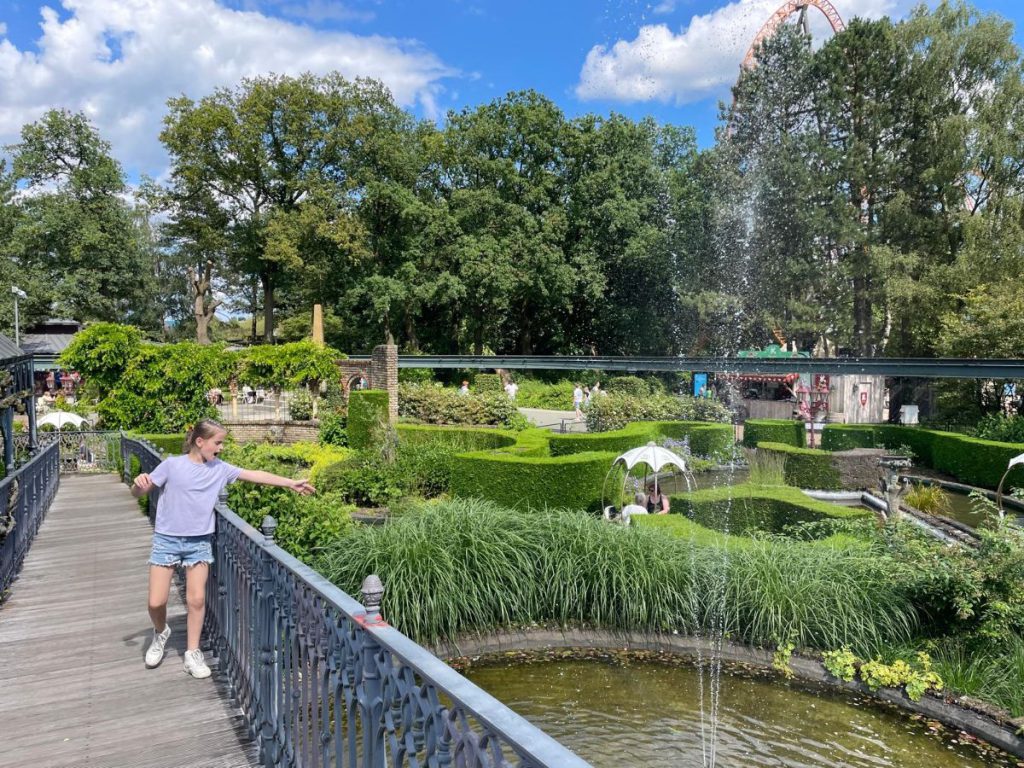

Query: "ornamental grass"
<box><xmin>314</xmin><ymin>498</ymin><xmax>915</xmax><ymax>654</ymax></box>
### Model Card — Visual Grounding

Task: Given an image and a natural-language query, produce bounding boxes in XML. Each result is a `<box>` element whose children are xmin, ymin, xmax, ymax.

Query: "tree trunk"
<box><xmin>188</xmin><ymin>260</ymin><xmax>221</xmax><ymax>345</ymax></box>
<box><xmin>249</xmin><ymin>278</ymin><xmax>258</xmax><ymax>345</ymax></box>
<box><xmin>262</xmin><ymin>273</ymin><xmax>275</xmax><ymax>343</ymax></box>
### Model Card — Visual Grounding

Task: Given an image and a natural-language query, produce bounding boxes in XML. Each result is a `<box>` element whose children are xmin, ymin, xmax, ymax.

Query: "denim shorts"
<box><xmin>149</xmin><ymin>532</ymin><xmax>214</xmax><ymax>567</ymax></box>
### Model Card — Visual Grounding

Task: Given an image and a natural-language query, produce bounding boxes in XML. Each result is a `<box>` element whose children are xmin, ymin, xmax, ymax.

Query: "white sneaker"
<box><xmin>183</xmin><ymin>648</ymin><xmax>212</xmax><ymax>679</ymax></box>
<box><xmin>144</xmin><ymin>626</ymin><xmax>171</xmax><ymax>668</ymax></box>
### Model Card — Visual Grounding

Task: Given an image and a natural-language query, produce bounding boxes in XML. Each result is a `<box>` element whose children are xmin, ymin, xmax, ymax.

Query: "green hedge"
<box><xmin>653</xmin><ymin>422</ymin><xmax>734</xmax><ymax>459</ymax></box>
<box><xmin>348</xmin><ymin>390</ymin><xmax>389</xmax><ymax>449</ymax></box>
<box><xmin>670</xmin><ymin>482</ymin><xmax>869</xmax><ymax>536</ymax></box>
<box><xmin>548</xmin><ymin>421</ymin><xmax>733</xmax><ymax>460</ymax></box>
<box><xmin>135</xmin><ymin>433</ymin><xmax>186</xmax><ymax>456</ymax></box>
<box><xmin>451</xmin><ymin>450</ymin><xmax>614</xmax><ymax>512</ymax></box>
<box><xmin>822</xmin><ymin>425</ymin><xmax>1024</xmax><ymax>489</ymax></box>
<box><xmin>473</xmin><ymin>373</ymin><xmax>504</xmax><ymax>393</ymax></box>
<box><xmin>742</xmin><ymin>419</ymin><xmax>805</xmax><ymax>448</ymax></box>
<box><xmin>757</xmin><ymin>442</ymin><xmax>842</xmax><ymax>490</ymax></box>
<box><xmin>395</xmin><ymin>424</ymin><xmax>518</xmax><ymax>451</ymax></box>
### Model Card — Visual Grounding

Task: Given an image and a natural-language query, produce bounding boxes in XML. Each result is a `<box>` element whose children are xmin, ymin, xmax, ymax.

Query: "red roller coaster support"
<box><xmin>742</xmin><ymin>0</ymin><xmax>846</xmax><ymax>69</ymax></box>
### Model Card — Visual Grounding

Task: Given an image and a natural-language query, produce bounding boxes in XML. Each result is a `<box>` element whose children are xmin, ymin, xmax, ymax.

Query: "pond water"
<box><xmin>465</xmin><ymin>658</ymin><xmax>1016</xmax><ymax>768</ymax></box>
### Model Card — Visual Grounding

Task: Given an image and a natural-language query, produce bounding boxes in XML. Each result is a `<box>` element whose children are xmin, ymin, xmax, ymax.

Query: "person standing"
<box><xmin>573</xmin><ymin>383</ymin><xmax>584</xmax><ymax>420</ymax></box>
<box><xmin>459</xmin><ymin>380</ymin><xmax>470</xmax><ymax>395</ymax></box>
<box><xmin>131</xmin><ymin>419</ymin><xmax>315</xmax><ymax>678</ymax></box>
<box><xmin>505</xmin><ymin>379</ymin><xmax>519</xmax><ymax>401</ymax></box>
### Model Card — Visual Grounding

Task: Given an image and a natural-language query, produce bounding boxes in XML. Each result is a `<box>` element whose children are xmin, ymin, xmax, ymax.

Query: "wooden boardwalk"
<box><xmin>0</xmin><ymin>474</ymin><xmax>260</xmax><ymax>768</ymax></box>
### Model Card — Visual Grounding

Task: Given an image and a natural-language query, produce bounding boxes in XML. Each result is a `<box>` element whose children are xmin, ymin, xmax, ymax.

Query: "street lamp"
<box><xmin>11</xmin><ymin>286</ymin><xmax>26</xmax><ymax>347</ymax></box>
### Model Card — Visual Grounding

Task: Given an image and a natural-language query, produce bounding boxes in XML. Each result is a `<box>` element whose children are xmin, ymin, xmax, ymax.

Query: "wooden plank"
<box><xmin>0</xmin><ymin>474</ymin><xmax>260</xmax><ymax>768</ymax></box>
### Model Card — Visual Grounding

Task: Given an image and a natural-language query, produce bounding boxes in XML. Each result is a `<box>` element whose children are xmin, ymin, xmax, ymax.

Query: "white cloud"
<box><xmin>576</xmin><ymin>0</ymin><xmax>919</xmax><ymax>104</ymax></box>
<box><xmin>0</xmin><ymin>0</ymin><xmax>455</xmax><ymax>176</ymax></box>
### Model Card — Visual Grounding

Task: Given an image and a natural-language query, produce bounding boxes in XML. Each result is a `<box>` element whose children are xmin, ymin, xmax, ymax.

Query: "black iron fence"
<box><xmin>120</xmin><ymin>435</ymin><xmax>591</xmax><ymax>768</ymax></box>
<box><xmin>0</xmin><ymin>441</ymin><xmax>60</xmax><ymax>598</ymax></box>
<box><xmin>17</xmin><ymin>430</ymin><xmax>122</xmax><ymax>473</ymax></box>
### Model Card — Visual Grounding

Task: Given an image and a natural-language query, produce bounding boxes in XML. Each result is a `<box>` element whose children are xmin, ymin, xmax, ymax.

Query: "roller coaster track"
<box><xmin>742</xmin><ymin>0</ymin><xmax>846</xmax><ymax>69</ymax></box>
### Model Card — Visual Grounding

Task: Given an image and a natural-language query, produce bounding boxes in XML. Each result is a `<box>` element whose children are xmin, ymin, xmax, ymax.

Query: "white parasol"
<box><xmin>37</xmin><ymin>411</ymin><xmax>87</xmax><ymax>430</ymax></box>
<box><xmin>612</xmin><ymin>441</ymin><xmax>689</xmax><ymax>474</ymax></box>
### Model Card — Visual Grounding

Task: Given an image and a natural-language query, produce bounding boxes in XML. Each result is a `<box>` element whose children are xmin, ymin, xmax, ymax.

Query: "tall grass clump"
<box><xmin>314</xmin><ymin>498</ymin><xmax>916</xmax><ymax>652</ymax></box>
<box><xmin>904</xmin><ymin>483</ymin><xmax>951</xmax><ymax>515</ymax></box>
<box><xmin>746</xmin><ymin>448</ymin><xmax>787</xmax><ymax>486</ymax></box>
<box><xmin>928</xmin><ymin>636</ymin><xmax>1024</xmax><ymax>717</ymax></box>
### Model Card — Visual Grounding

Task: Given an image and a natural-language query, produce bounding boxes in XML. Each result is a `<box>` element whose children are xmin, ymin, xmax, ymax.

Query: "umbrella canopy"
<box><xmin>612</xmin><ymin>441</ymin><xmax>688</xmax><ymax>473</ymax></box>
<box><xmin>1010</xmin><ymin>452</ymin><xmax>1024</xmax><ymax>469</ymax></box>
<box><xmin>38</xmin><ymin>411</ymin><xmax>87</xmax><ymax>430</ymax></box>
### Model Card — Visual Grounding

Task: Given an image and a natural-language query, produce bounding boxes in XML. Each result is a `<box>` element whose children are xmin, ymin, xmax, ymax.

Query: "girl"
<box><xmin>131</xmin><ymin>419</ymin><xmax>314</xmax><ymax>678</ymax></box>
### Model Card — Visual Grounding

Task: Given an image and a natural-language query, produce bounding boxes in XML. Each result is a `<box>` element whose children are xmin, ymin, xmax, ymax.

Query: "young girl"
<box><xmin>131</xmin><ymin>419</ymin><xmax>314</xmax><ymax>678</ymax></box>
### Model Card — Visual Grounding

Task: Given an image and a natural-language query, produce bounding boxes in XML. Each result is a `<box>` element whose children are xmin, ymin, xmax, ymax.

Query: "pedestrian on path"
<box><xmin>573</xmin><ymin>383</ymin><xmax>584</xmax><ymax>420</ymax></box>
<box><xmin>131</xmin><ymin>419</ymin><xmax>314</xmax><ymax>678</ymax></box>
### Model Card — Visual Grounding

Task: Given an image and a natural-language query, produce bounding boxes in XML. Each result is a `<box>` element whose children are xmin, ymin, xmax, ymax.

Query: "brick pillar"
<box><xmin>371</xmin><ymin>343</ymin><xmax>399</xmax><ymax>422</ymax></box>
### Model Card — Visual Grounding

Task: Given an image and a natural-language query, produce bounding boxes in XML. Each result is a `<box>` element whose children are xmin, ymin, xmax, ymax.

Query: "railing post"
<box><xmin>258</xmin><ymin>515</ymin><xmax>282</xmax><ymax>768</ymax></box>
<box><xmin>360</xmin><ymin>575</ymin><xmax>386</xmax><ymax>768</ymax></box>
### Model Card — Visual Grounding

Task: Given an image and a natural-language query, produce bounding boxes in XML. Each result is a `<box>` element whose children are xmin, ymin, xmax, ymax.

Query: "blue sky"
<box><xmin>1</xmin><ymin>0</ymin><xmax>1023</xmax><ymax>181</ymax></box>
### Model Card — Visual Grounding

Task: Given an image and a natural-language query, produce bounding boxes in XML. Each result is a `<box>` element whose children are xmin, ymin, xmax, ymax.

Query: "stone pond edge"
<box><xmin>429</xmin><ymin>628</ymin><xmax>1024</xmax><ymax>759</ymax></box>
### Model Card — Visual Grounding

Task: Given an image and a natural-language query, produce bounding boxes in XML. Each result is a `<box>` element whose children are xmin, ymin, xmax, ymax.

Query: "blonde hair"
<box><xmin>183</xmin><ymin>418</ymin><xmax>227</xmax><ymax>453</ymax></box>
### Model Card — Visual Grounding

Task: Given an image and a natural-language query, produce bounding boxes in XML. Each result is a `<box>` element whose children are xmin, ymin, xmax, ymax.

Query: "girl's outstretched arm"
<box><xmin>237</xmin><ymin>469</ymin><xmax>315</xmax><ymax>495</ymax></box>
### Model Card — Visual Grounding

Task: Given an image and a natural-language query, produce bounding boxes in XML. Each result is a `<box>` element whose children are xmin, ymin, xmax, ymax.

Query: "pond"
<box><xmin>464</xmin><ymin>657</ymin><xmax>1016</xmax><ymax>767</ymax></box>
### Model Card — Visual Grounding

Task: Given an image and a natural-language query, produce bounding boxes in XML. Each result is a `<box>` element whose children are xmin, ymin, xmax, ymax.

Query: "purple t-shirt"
<box><xmin>149</xmin><ymin>455</ymin><xmax>242</xmax><ymax>536</ymax></box>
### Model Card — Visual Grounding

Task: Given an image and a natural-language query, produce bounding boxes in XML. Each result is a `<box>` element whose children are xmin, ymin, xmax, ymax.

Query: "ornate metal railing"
<box><xmin>18</xmin><ymin>430</ymin><xmax>122</xmax><ymax>473</ymax></box>
<box><xmin>0</xmin><ymin>441</ymin><xmax>60</xmax><ymax>598</ymax></box>
<box><xmin>120</xmin><ymin>436</ymin><xmax>591</xmax><ymax>768</ymax></box>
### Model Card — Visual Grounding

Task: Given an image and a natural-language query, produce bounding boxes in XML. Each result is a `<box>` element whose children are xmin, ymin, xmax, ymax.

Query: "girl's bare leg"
<box><xmin>185</xmin><ymin>563</ymin><xmax>210</xmax><ymax>650</ymax></box>
<box><xmin>148</xmin><ymin>565</ymin><xmax>175</xmax><ymax>631</ymax></box>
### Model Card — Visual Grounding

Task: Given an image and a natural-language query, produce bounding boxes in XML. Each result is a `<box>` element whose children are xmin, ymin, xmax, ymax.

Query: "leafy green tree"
<box><xmin>59</xmin><ymin>322</ymin><xmax>144</xmax><ymax>399</ymax></box>
<box><xmin>5</xmin><ymin>110</ymin><xmax>160</xmax><ymax>328</ymax></box>
<box><xmin>160</xmin><ymin>74</ymin><xmax>413</xmax><ymax>343</ymax></box>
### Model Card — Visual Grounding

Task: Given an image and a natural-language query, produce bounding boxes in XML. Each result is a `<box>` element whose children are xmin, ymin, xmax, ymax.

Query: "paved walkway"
<box><xmin>0</xmin><ymin>474</ymin><xmax>258</xmax><ymax>768</ymax></box>
<box><xmin>518</xmin><ymin>407</ymin><xmax>588</xmax><ymax>432</ymax></box>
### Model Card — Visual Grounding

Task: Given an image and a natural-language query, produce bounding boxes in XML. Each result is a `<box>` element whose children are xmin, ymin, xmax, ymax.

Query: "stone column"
<box><xmin>370</xmin><ymin>343</ymin><xmax>399</xmax><ymax>423</ymax></box>
<box><xmin>312</xmin><ymin>304</ymin><xmax>324</xmax><ymax>347</ymax></box>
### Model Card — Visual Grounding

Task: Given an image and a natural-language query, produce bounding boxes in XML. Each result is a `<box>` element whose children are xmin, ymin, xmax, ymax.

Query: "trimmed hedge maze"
<box><xmin>822</xmin><ymin>424</ymin><xmax>1024</xmax><ymax>489</ymax></box>
<box><xmin>450</xmin><ymin>420</ymin><xmax>733</xmax><ymax>512</ymax></box>
<box><xmin>755</xmin><ymin>442</ymin><xmax>843</xmax><ymax>490</ymax></box>
<box><xmin>742</xmin><ymin>419</ymin><xmax>805</xmax><ymax>448</ymax></box>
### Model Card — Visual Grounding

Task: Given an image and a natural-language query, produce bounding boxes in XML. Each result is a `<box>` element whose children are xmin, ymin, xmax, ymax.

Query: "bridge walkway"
<box><xmin>0</xmin><ymin>473</ymin><xmax>259</xmax><ymax>768</ymax></box>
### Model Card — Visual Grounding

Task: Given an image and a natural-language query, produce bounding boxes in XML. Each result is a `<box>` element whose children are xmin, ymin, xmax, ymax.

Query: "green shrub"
<box><xmin>654</xmin><ymin>422</ymin><xmax>735</xmax><ymax>461</ymax></box>
<box><xmin>318</xmin><ymin>410</ymin><xmax>347</xmax><ymax>447</ymax></box>
<box><xmin>348</xmin><ymin>390</ymin><xmax>390</xmax><ymax>449</ymax></box>
<box><xmin>743</xmin><ymin>419</ymin><xmax>805</xmax><ymax>448</ymax></box>
<box><xmin>288</xmin><ymin>390</ymin><xmax>314</xmax><ymax>421</ymax></box>
<box><xmin>757</xmin><ymin>442</ymin><xmax>842</xmax><ymax>490</ymax></box>
<box><xmin>586</xmin><ymin>393</ymin><xmax>731</xmax><ymax>432</ymax></box>
<box><xmin>451</xmin><ymin>450</ymin><xmax>614</xmax><ymax>512</ymax></box>
<box><xmin>398</xmin><ymin>383</ymin><xmax>521</xmax><ymax>428</ymax></box>
<box><xmin>974</xmin><ymin>413</ymin><xmax>1024</xmax><ymax>443</ymax></box>
<box><xmin>59</xmin><ymin>321</ymin><xmax>144</xmax><ymax>398</ymax></box>
<box><xmin>604</xmin><ymin>375</ymin><xmax>658</xmax><ymax>397</ymax></box>
<box><xmin>473</xmin><ymin>373</ymin><xmax>503</xmax><ymax>393</ymax></box>
<box><xmin>515</xmin><ymin>379</ymin><xmax>577</xmax><ymax>409</ymax></box>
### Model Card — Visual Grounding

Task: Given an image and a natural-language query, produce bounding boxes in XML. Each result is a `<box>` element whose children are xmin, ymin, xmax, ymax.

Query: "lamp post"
<box><xmin>11</xmin><ymin>286</ymin><xmax>26</xmax><ymax>347</ymax></box>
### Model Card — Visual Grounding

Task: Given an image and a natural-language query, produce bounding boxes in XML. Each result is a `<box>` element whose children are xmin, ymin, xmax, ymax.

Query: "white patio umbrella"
<box><xmin>37</xmin><ymin>411</ymin><xmax>87</xmax><ymax>430</ymax></box>
<box><xmin>601</xmin><ymin>441</ymin><xmax>692</xmax><ymax>521</ymax></box>
<box><xmin>996</xmin><ymin>452</ymin><xmax>1024</xmax><ymax>519</ymax></box>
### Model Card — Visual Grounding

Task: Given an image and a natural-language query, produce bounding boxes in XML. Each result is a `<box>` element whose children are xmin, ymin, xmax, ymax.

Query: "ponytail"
<box><xmin>183</xmin><ymin>418</ymin><xmax>226</xmax><ymax>453</ymax></box>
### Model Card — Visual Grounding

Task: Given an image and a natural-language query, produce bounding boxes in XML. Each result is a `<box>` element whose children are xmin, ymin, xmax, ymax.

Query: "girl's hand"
<box><xmin>133</xmin><ymin>473</ymin><xmax>154</xmax><ymax>493</ymax></box>
<box><xmin>289</xmin><ymin>479</ymin><xmax>315</xmax><ymax>496</ymax></box>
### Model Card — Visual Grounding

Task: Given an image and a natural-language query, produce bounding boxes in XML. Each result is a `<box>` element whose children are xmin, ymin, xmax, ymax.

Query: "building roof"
<box><xmin>0</xmin><ymin>333</ymin><xmax>25</xmax><ymax>359</ymax></box>
<box><xmin>20</xmin><ymin>333</ymin><xmax>76</xmax><ymax>357</ymax></box>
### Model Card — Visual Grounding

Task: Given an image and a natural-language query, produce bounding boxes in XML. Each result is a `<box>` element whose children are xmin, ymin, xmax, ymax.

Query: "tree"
<box><xmin>160</xmin><ymin>74</ymin><xmax>413</xmax><ymax>343</ymax></box>
<box><xmin>5</xmin><ymin>110</ymin><xmax>160</xmax><ymax>328</ymax></box>
<box><xmin>188</xmin><ymin>260</ymin><xmax>221</xmax><ymax>345</ymax></box>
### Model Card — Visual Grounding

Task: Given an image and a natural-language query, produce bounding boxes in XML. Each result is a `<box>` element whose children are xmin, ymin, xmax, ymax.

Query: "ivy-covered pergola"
<box><xmin>0</xmin><ymin>334</ymin><xmax>38</xmax><ymax>474</ymax></box>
